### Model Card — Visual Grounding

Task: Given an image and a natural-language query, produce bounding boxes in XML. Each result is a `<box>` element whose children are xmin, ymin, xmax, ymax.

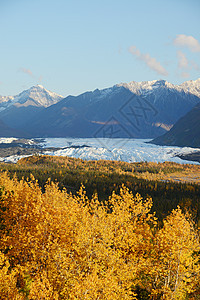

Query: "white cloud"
<box><xmin>180</xmin><ymin>71</ymin><xmax>190</xmax><ymax>78</ymax></box>
<box><xmin>19</xmin><ymin>68</ymin><xmax>34</xmax><ymax>77</ymax></box>
<box><xmin>191</xmin><ymin>61</ymin><xmax>200</xmax><ymax>71</ymax></box>
<box><xmin>177</xmin><ymin>51</ymin><xmax>188</xmax><ymax>69</ymax></box>
<box><xmin>176</xmin><ymin>49</ymin><xmax>200</xmax><ymax>78</ymax></box>
<box><xmin>129</xmin><ymin>46</ymin><xmax>168</xmax><ymax>76</ymax></box>
<box><xmin>19</xmin><ymin>68</ymin><xmax>43</xmax><ymax>83</ymax></box>
<box><xmin>173</xmin><ymin>34</ymin><xmax>200</xmax><ymax>52</ymax></box>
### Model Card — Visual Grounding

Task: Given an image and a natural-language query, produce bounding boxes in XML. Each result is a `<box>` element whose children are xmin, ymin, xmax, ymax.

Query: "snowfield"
<box><xmin>0</xmin><ymin>138</ymin><xmax>200</xmax><ymax>164</ymax></box>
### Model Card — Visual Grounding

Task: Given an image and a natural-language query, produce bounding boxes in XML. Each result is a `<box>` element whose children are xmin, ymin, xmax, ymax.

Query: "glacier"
<box><xmin>42</xmin><ymin>138</ymin><xmax>200</xmax><ymax>164</ymax></box>
<box><xmin>0</xmin><ymin>138</ymin><xmax>200</xmax><ymax>164</ymax></box>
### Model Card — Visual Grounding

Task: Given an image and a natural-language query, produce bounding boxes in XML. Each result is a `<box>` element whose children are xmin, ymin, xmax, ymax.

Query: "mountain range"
<box><xmin>0</xmin><ymin>79</ymin><xmax>200</xmax><ymax>140</ymax></box>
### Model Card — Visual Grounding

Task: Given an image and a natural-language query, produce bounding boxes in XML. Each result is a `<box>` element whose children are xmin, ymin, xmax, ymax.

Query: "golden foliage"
<box><xmin>0</xmin><ymin>172</ymin><xmax>199</xmax><ymax>299</ymax></box>
<box><xmin>146</xmin><ymin>208</ymin><xmax>200</xmax><ymax>299</ymax></box>
<box><xmin>0</xmin><ymin>251</ymin><xmax>24</xmax><ymax>299</ymax></box>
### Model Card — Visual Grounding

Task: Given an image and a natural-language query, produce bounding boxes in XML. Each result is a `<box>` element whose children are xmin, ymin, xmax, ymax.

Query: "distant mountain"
<box><xmin>0</xmin><ymin>85</ymin><xmax>63</xmax><ymax>109</ymax></box>
<box><xmin>118</xmin><ymin>78</ymin><xmax>200</xmax><ymax>99</ymax></box>
<box><xmin>1</xmin><ymin>79</ymin><xmax>200</xmax><ymax>138</ymax></box>
<box><xmin>25</xmin><ymin>79</ymin><xmax>200</xmax><ymax>138</ymax></box>
<box><xmin>0</xmin><ymin>85</ymin><xmax>63</xmax><ymax>132</ymax></box>
<box><xmin>152</xmin><ymin>102</ymin><xmax>200</xmax><ymax>148</ymax></box>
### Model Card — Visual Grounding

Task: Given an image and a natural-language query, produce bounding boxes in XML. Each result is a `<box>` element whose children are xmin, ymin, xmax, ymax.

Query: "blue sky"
<box><xmin>0</xmin><ymin>0</ymin><xmax>200</xmax><ymax>96</ymax></box>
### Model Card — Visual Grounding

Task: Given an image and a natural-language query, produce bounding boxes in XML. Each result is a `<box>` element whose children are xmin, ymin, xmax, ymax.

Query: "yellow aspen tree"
<box><xmin>1</xmin><ymin>171</ymin><xmax>199</xmax><ymax>299</ymax></box>
<box><xmin>49</xmin><ymin>185</ymin><xmax>155</xmax><ymax>299</ymax></box>
<box><xmin>149</xmin><ymin>207</ymin><xmax>200</xmax><ymax>299</ymax></box>
<box><xmin>0</xmin><ymin>251</ymin><xmax>24</xmax><ymax>299</ymax></box>
<box><xmin>28</xmin><ymin>271</ymin><xmax>59</xmax><ymax>300</ymax></box>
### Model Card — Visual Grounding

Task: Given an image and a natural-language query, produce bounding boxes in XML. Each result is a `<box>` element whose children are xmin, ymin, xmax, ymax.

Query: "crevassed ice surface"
<box><xmin>0</xmin><ymin>138</ymin><xmax>199</xmax><ymax>164</ymax></box>
<box><xmin>0</xmin><ymin>137</ymin><xmax>18</xmax><ymax>144</ymax></box>
<box><xmin>42</xmin><ymin>138</ymin><xmax>200</xmax><ymax>164</ymax></box>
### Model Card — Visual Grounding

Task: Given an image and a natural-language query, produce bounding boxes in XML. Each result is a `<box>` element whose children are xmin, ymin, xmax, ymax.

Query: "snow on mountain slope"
<box><xmin>23</xmin><ymin>78</ymin><xmax>200</xmax><ymax>139</ymax></box>
<box><xmin>1</xmin><ymin>79</ymin><xmax>199</xmax><ymax>110</ymax></box>
<box><xmin>117</xmin><ymin>78</ymin><xmax>200</xmax><ymax>98</ymax></box>
<box><xmin>1</xmin><ymin>79</ymin><xmax>200</xmax><ymax>139</ymax></box>
<box><xmin>0</xmin><ymin>85</ymin><xmax>63</xmax><ymax>110</ymax></box>
<box><xmin>179</xmin><ymin>78</ymin><xmax>200</xmax><ymax>98</ymax></box>
<box><xmin>117</xmin><ymin>79</ymin><xmax>173</xmax><ymax>95</ymax></box>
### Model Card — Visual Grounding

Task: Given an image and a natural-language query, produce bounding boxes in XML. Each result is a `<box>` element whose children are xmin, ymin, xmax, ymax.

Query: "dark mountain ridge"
<box><xmin>152</xmin><ymin>102</ymin><xmax>200</xmax><ymax>148</ymax></box>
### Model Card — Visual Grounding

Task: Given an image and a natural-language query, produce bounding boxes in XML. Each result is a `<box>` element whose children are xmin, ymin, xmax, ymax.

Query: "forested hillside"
<box><xmin>1</xmin><ymin>155</ymin><xmax>200</xmax><ymax>221</ymax></box>
<box><xmin>0</xmin><ymin>156</ymin><xmax>200</xmax><ymax>299</ymax></box>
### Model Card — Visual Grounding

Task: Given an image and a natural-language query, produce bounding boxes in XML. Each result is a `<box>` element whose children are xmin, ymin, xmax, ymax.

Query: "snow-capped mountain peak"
<box><xmin>0</xmin><ymin>85</ymin><xmax>64</xmax><ymax>110</ymax></box>
<box><xmin>117</xmin><ymin>78</ymin><xmax>200</xmax><ymax>98</ymax></box>
<box><xmin>16</xmin><ymin>85</ymin><xmax>64</xmax><ymax>107</ymax></box>
<box><xmin>179</xmin><ymin>78</ymin><xmax>200</xmax><ymax>98</ymax></box>
<box><xmin>35</xmin><ymin>84</ymin><xmax>44</xmax><ymax>89</ymax></box>
<box><xmin>116</xmin><ymin>79</ymin><xmax>173</xmax><ymax>96</ymax></box>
